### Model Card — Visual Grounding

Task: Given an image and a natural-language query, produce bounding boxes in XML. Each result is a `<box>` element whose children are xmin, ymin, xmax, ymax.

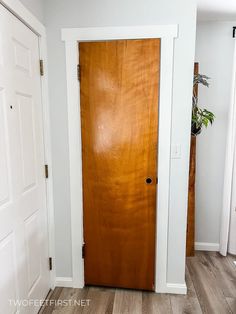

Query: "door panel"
<box><xmin>0</xmin><ymin>89</ymin><xmax>11</xmax><ymax>206</ymax></box>
<box><xmin>0</xmin><ymin>233</ymin><xmax>18</xmax><ymax>314</ymax></box>
<box><xmin>0</xmin><ymin>5</ymin><xmax>50</xmax><ymax>313</ymax></box>
<box><xmin>80</xmin><ymin>39</ymin><xmax>160</xmax><ymax>291</ymax></box>
<box><xmin>17</xmin><ymin>93</ymin><xmax>37</xmax><ymax>191</ymax></box>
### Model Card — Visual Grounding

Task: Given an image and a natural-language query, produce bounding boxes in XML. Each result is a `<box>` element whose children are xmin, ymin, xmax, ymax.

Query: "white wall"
<box><xmin>42</xmin><ymin>0</ymin><xmax>197</xmax><ymax>285</ymax></box>
<box><xmin>19</xmin><ymin>0</ymin><xmax>44</xmax><ymax>22</ymax></box>
<box><xmin>195</xmin><ymin>21</ymin><xmax>235</xmax><ymax>247</ymax></box>
<box><xmin>197</xmin><ymin>0</ymin><xmax>236</xmax><ymax>22</ymax></box>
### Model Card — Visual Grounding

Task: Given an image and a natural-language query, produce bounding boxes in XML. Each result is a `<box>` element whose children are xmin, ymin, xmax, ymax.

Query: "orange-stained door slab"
<box><xmin>79</xmin><ymin>39</ymin><xmax>160</xmax><ymax>291</ymax></box>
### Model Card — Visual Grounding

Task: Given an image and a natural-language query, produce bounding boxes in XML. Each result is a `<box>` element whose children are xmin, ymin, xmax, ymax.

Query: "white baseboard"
<box><xmin>55</xmin><ymin>277</ymin><xmax>187</xmax><ymax>295</ymax></box>
<box><xmin>156</xmin><ymin>282</ymin><xmax>187</xmax><ymax>294</ymax></box>
<box><xmin>55</xmin><ymin>277</ymin><xmax>187</xmax><ymax>294</ymax></box>
<box><xmin>55</xmin><ymin>277</ymin><xmax>73</xmax><ymax>288</ymax></box>
<box><xmin>195</xmin><ymin>242</ymin><xmax>219</xmax><ymax>251</ymax></box>
<box><xmin>166</xmin><ymin>283</ymin><xmax>187</xmax><ymax>295</ymax></box>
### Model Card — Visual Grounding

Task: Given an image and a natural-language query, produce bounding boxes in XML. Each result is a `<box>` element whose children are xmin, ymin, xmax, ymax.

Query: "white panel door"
<box><xmin>0</xmin><ymin>5</ymin><xmax>50</xmax><ymax>313</ymax></box>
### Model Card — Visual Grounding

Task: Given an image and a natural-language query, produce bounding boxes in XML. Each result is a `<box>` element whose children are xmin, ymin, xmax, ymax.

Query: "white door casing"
<box><xmin>220</xmin><ymin>38</ymin><xmax>236</xmax><ymax>256</ymax></box>
<box><xmin>0</xmin><ymin>4</ymin><xmax>50</xmax><ymax>313</ymax></box>
<box><xmin>61</xmin><ymin>26</ymin><xmax>186</xmax><ymax>294</ymax></box>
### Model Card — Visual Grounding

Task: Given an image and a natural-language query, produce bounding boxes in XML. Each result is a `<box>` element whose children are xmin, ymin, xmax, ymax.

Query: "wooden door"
<box><xmin>80</xmin><ymin>39</ymin><xmax>160</xmax><ymax>291</ymax></box>
<box><xmin>0</xmin><ymin>4</ymin><xmax>50</xmax><ymax>313</ymax></box>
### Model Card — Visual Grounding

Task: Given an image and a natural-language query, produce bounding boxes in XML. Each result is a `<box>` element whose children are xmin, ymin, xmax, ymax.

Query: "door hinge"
<box><xmin>77</xmin><ymin>64</ymin><xmax>81</xmax><ymax>81</ymax></box>
<box><xmin>39</xmin><ymin>60</ymin><xmax>44</xmax><ymax>76</ymax></box>
<box><xmin>44</xmin><ymin>164</ymin><xmax>49</xmax><ymax>179</ymax></box>
<box><xmin>82</xmin><ymin>243</ymin><xmax>85</xmax><ymax>259</ymax></box>
<box><xmin>156</xmin><ymin>177</ymin><xmax>158</xmax><ymax>184</ymax></box>
<box><xmin>49</xmin><ymin>257</ymin><xmax>52</xmax><ymax>270</ymax></box>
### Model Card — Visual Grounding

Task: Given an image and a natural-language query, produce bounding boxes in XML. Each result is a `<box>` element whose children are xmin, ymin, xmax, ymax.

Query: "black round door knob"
<box><xmin>146</xmin><ymin>177</ymin><xmax>152</xmax><ymax>184</ymax></box>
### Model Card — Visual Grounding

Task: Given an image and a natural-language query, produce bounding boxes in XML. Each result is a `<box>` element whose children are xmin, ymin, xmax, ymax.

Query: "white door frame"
<box><xmin>62</xmin><ymin>25</ymin><xmax>180</xmax><ymax>293</ymax></box>
<box><xmin>0</xmin><ymin>0</ymin><xmax>55</xmax><ymax>289</ymax></box>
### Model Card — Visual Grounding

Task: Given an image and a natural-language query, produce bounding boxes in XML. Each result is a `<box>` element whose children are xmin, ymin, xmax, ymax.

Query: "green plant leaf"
<box><xmin>192</xmin><ymin>73</ymin><xmax>215</xmax><ymax>135</ymax></box>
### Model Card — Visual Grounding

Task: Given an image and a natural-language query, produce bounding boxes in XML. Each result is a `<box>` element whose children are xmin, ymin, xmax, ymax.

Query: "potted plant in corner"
<box><xmin>186</xmin><ymin>64</ymin><xmax>215</xmax><ymax>257</ymax></box>
<box><xmin>191</xmin><ymin>74</ymin><xmax>215</xmax><ymax>136</ymax></box>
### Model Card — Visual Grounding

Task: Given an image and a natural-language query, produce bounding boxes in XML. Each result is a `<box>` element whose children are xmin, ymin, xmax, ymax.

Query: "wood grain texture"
<box><xmin>204</xmin><ymin>252</ymin><xmax>236</xmax><ymax>299</ymax></box>
<box><xmin>83</xmin><ymin>287</ymin><xmax>115</xmax><ymax>314</ymax></box>
<box><xmin>41</xmin><ymin>252</ymin><xmax>236</xmax><ymax>314</ymax></box>
<box><xmin>113</xmin><ymin>290</ymin><xmax>142</xmax><ymax>314</ymax></box>
<box><xmin>142</xmin><ymin>292</ymin><xmax>172</xmax><ymax>314</ymax></box>
<box><xmin>39</xmin><ymin>289</ymin><xmax>62</xmax><ymax>314</ymax></box>
<box><xmin>79</xmin><ymin>39</ymin><xmax>160</xmax><ymax>290</ymax></box>
<box><xmin>186</xmin><ymin>62</ymin><xmax>199</xmax><ymax>257</ymax></box>
<box><xmin>170</xmin><ymin>267</ymin><xmax>202</xmax><ymax>314</ymax></box>
<box><xmin>187</xmin><ymin>252</ymin><xmax>233</xmax><ymax>313</ymax></box>
<box><xmin>186</xmin><ymin>136</ymin><xmax>196</xmax><ymax>256</ymax></box>
<box><xmin>226</xmin><ymin>297</ymin><xmax>236</xmax><ymax>314</ymax></box>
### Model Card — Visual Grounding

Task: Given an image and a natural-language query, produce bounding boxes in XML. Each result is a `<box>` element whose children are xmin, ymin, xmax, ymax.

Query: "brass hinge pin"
<box><xmin>40</xmin><ymin>60</ymin><xmax>44</xmax><ymax>76</ymax></box>
<box><xmin>45</xmin><ymin>164</ymin><xmax>49</xmax><ymax>179</ymax></box>
<box><xmin>49</xmin><ymin>257</ymin><xmax>52</xmax><ymax>270</ymax></box>
<box><xmin>82</xmin><ymin>243</ymin><xmax>85</xmax><ymax>259</ymax></box>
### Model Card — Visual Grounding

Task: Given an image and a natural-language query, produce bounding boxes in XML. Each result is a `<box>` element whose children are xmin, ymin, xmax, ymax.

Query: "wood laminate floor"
<box><xmin>41</xmin><ymin>252</ymin><xmax>236</xmax><ymax>314</ymax></box>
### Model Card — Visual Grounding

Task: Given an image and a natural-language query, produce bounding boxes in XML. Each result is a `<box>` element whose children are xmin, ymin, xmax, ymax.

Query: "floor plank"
<box><xmin>142</xmin><ymin>292</ymin><xmax>172</xmax><ymax>314</ymax></box>
<box><xmin>42</xmin><ymin>287</ymin><xmax>89</xmax><ymax>314</ymax></box>
<box><xmin>226</xmin><ymin>298</ymin><xmax>236</xmax><ymax>314</ymax></box>
<box><xmin>205</xmin><ymin>252</ymin><xmax>236</xmax><ymax>299</ymax></box>
<box><xmin>187</xmin><ymin>252</ymin><xmax>233</xmax><ymax>314</ymax></box>
<box><xmin>82</xmin><ymin>287</ymin><xmax>115</xmax><ymax>314</ymax></box>
<box><xmin>170</xmin><ymin>266</ymin><xmax>202</xmax><ymax>314</ymax></box>
<box><xmin>41</xmin><ymin>252</ymin><xmax>236</xmax><ymax>314</ymax></box>
<box><xmin>40</xmin><ymin>288</ymin><xmax>63</xmax><ymax>314</ymax></box>
<box><xmin>113</xmin><ymin>289</ymin><xmax>142</xmax><ymax>314</ymax></box>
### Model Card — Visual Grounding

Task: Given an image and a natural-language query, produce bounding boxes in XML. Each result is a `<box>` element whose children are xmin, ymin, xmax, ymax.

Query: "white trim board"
<box><xmin>166</xmin><ymin>283</ymin><xmax>187</xmax><ymax>295</ymax></box>
<box><xmin>0</xmin><ymin>0</ymin><xmax>55</xmax><ymax>289</ymax></box>
<box><xmin>0</xmin><ymin>0</ymin><xmax>45</xmax><ymax>36</ymax></box>
<box><xmin>195</xmin><ymin>242</ymin><xmax>220</xmax><ymax>251</ymax></box>
<box><xmin>62</xmin><ymin>25</ymin><xmax>181</xmax><ymax>294</ymax></box>
<box><xmin>61</xmin><ymin>25</ymin><xmax>178</xmax><ymax>41</ymax></box>
<box><xmin>55</xmin><ymin>278</ymin><xmax>187</xmax><ymax>294</ymax></box>
<box><xmin>56</xmin><ymin>277</ymin><xmax>73</xmax><ymax>288</ymax></box>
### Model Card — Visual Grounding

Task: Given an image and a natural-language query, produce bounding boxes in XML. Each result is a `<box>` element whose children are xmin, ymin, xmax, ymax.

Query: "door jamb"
<box><xmin>0</xmin><ymin>0</ymin><xmax>56</xmax><ymax>289</ymax></box>
<box><xmin>62</xmin><ymin>25</ymin><xmax>179</xmax><ymax>293</ymax></box>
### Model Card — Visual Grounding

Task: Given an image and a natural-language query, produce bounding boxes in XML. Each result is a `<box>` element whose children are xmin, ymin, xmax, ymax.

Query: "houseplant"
<box><xmin>191</xmin><ymin>74</ymin><xmax>215</xmax><ymax>136</ymax></box>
